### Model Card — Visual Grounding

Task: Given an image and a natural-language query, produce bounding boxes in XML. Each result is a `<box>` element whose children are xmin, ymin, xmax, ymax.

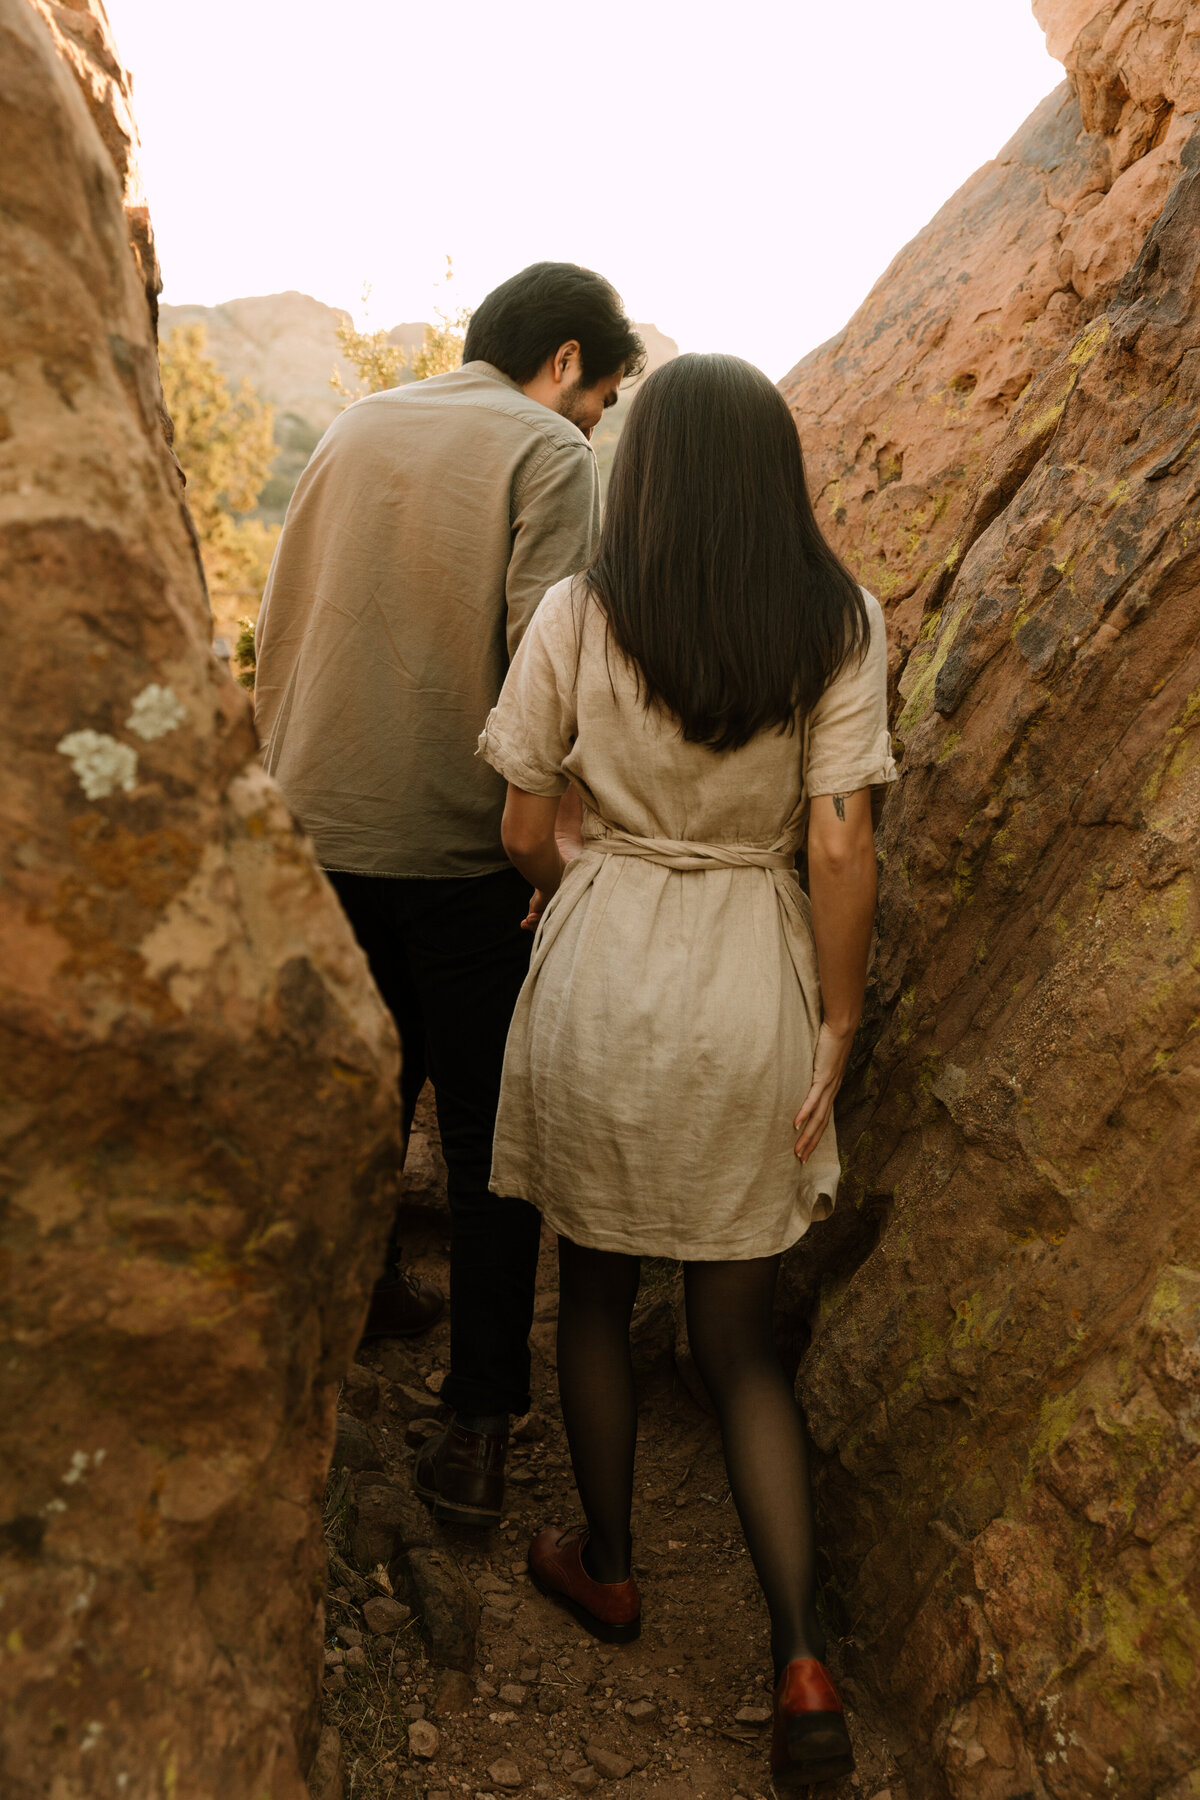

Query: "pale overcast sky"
<box><xmin>103</xmin><ymin>0</ymin><xmax>1061</xmax><ymax>380</ymax></box>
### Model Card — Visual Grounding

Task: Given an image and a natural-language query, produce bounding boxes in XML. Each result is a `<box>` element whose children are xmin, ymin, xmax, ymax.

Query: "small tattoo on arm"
<box><xmin>833</xmin><ymin>794</ymin><xmax>846</xmax><ymax>821</ymax></box>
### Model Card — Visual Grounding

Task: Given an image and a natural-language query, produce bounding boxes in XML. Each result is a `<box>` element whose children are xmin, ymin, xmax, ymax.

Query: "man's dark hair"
<box><xmin>463</xmin><ymin>262</ymin><xmax>646</xmax><ymax>387</ymax></box>
<box><xmin>588</xmin><ymin>354</ymin><xmax>869</xmax><ymax>754</ymax></box>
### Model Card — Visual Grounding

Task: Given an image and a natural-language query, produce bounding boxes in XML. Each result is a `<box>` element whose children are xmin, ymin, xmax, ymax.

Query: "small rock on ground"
<box><xmin>625</xmin><ymin>1698</ymin><xmax>657</xmax><ymax>1722</ymax></box>
<box><xmin>586</xmin><ymin>1743</ymin><xmax>634</xmax><ymax>1780</ymax></box>
<box><xmin>407</xmin><ymin>1545</ymin><xmax>481</xmax><ymax>1669</ymax></box>
<box><xmin>362</xmin><ymin>1594</ymin><xmax>411</xmax><ymax>1634</ymax></box>
<box><xmin>487</xmin><ymin>1757</ymin><xmax>523</xmax><ymax>1789</ymax></box>
<box><xmin>408</xmin><ymin>1718</ymin><xmax>440</xmax><ymax>1759</ymax></box>
<box><xmin>735</xmin><ymin>1704</ymin><xmax>772</xmax><ymax>1724</ymax></box>
<box><xmin>406</xmin><ymin>1417</ymin><xmax>442</xmax><ymax>1448</ymax></box>
<box><xmin>434</xmin><ymin>1667</ymin><xmax>475</xmax><ymax>1714</ymax></box>
<box><xmin>393</xmin><ymin>1382</ymin><xmax>444</xmax><ymax>1419</ymax></box>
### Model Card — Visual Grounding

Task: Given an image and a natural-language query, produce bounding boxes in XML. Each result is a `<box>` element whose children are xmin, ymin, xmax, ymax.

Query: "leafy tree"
<box><xmin>331</xmin><ymin>289</ymin><xmax>408</xmax><ymax>402</ymax></box>
<box><xmin>412</xmin><ymin>258</ymin><xmax>472</xmax><ymax>379</ymax></box>
<box><xmin>333</xmin><ymin>260</ymin><xmax>472</xmax><ymax>401</ymax></box>
<box><xmin>159</xmin><ymin>324</ymin><xmax>280</xmax><ymax>664</ymax></box>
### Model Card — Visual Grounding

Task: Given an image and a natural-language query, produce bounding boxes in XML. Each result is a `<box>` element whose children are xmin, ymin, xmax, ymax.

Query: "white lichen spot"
<box><xmin>40</xmin><ymin>1497</ymin><xmax>67</xmax><ymax>1516</ymax></box>
<box><xmin>125</xmin><ymin>683</ymin><xmax>187</xmax><ymax>740</ymax></box>
<box><xmin>1055</xmin><ymin>1730</ymin><xmax>1067</xmax><ymax>1746</ymax></box>
<box><xmin>61</xmin><ymin>1449</ymin><xmax>104</xmax><ymax>1486</ymax></box>
<box><xmin>70</xmin><ymin>1575</ymin><xmax>96</xmax><ymax>1616</ymax></box>
<box><xmin>57</xmin><ymin>731</ymin><xmax>137</xmax><ymax>801</ymax></box>
<box><xmin>1105</xmin><ymin>1770</ymin><xmax>1119</xmax><ymax>1790</ymax></box>
<box><xmin>61</xmin><ymin>1450</ymin><xmax>91</xmax><ymax>1485</ymax></box>
<box><xmin>80</xmin><ymin>1722</ymin><xmax>103</xmax><ymax>1754</ymax></box>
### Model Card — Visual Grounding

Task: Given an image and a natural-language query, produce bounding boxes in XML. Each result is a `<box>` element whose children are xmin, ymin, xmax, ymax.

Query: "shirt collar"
<box><xmin>462</xmin><ymin>360</ymin><xmax>523</xmax><ymax>394</ymax></box>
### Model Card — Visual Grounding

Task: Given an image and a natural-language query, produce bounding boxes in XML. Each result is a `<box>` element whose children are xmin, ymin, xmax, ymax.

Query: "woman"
<box><xmin>477</xmin><ymin>354</ymin><xmax>894</xmax><ymax>1791</ymax></box>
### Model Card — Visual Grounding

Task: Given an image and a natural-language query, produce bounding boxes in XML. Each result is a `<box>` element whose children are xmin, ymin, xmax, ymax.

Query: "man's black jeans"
<box><xmin>330</xmin><ymin>866</ymin><xmax>541</xmax><ymax>1419</ymax></box>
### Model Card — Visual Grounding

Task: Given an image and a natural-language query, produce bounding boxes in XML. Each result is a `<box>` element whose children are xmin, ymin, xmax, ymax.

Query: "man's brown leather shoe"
<box><xmin>359</xmin><ymin>1270</ymin><xmax>444</xmax><ymax>1343</ymax></box>
<box><xmin>528</xmin><ymin>1525</ymin><xmax>641</xmax><ymax>1644</ymax></box>
<box><xmin>770</xmin><ymin>1658</ymin><xmax>854</xmax><ymax>1790</ymax></box>
<box><xmin>413</xmin><ymin>1420</ymin><xmax>506</xmax><ymax>1526</ymax></box>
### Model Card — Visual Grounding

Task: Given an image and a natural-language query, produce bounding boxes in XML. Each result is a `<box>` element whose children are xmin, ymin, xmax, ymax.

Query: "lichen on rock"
<box><xmin>0</xmin><ymin>4</ymin><xmax>400</xmax><ymax>1797</ymax></box>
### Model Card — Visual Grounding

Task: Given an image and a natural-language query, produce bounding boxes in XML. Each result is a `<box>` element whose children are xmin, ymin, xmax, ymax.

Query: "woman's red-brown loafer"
<box><xmin>528</xmin><ymin>1525</ymin><xmax>641</xmax><ymax>1644</ymax></box>
<box><xmin>770</xmin><ymin>1657</ymin><xmax>854</xmax><ymax>1790</ymax></box>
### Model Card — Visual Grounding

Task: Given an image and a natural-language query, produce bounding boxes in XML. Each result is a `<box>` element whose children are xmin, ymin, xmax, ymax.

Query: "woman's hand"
<box><xmin>793</xmin><ymin>1021</ymin><xmax>856</xmax><ymax>1162</ymax></box>
<box><xmin>521</xmin><ymin>890</ymin><xmax>548</xmax><ymax>933</ymax></box>
<box><xmin>502</xmin><ymin>786</ymin><xmax>567</xmax><ymax>931</ymax></box>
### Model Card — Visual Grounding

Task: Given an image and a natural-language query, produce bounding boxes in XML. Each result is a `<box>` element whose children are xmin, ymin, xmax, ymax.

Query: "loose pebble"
<box><xmin>362</xmin><ymin>1595</ymin><xmax>411</xmax><ymax>1635</ymax></box>
<box><xmin>408</xmin><ymin>1718</ymin><xmax>440</xmax><ymax>1759</ymax></box>
<box><xmin>586</xmin><ymin>1743</ymin><xmax>634</xmax><ymax>1780</ymax></box>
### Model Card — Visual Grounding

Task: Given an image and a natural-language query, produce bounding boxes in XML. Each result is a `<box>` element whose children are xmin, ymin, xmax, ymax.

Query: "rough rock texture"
<box><xmin>27</xmin><ymin>0</ymin><xmax>161</xmax><ymax>325</ymax></box>
<box><xmin>0</xmin><ymin>4</ymin><xmax>400</xmax><ymax>1796</ymax></box>
<box><xmin>784</xmin><ymin>6</ymin><xmax>1200</xmax><ymax>1797</ymax></box>
<box><xmin>781</xmin><ymin>1</ymin><xmax>1196</xmax><ymax>672</ymax></box>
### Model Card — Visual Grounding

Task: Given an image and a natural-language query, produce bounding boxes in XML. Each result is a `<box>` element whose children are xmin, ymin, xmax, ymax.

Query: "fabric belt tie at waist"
<box><xmin>588</xmin><ymin>829</ymin><xmax>795</xmax><ymax>872</ymax></box>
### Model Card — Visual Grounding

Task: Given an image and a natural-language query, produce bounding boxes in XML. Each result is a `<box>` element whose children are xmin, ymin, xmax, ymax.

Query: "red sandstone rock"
<box><xmin>786</xmin><ymin>6</ymin><xmax>1200</xmax><ymax>1796</ymax></box>
<box><xmin>0</xmin><ymin>4</ymin><xmax>399</xmax><ymax>1795</ymax></box>
<box><xmin>781</xmin><ymin>0</ymin><xmax>1197</xmax><ymax>673</ymax></box>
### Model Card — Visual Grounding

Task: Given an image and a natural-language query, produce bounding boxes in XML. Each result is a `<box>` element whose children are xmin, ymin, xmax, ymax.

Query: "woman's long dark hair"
<box><xmin>587</xmin><ymin>353</ymin><xmax>867</xmax><ymax>752</ymax></box>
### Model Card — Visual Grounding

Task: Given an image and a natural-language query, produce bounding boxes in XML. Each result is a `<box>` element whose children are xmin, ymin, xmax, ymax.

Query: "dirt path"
<box><xmin>316</xmin><ymin>1093</ymin><xmax>905</xmax><ymax>1800</ymax></box>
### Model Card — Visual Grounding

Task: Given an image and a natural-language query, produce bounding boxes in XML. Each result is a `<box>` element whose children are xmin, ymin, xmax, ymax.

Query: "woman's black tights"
<box><xmin>555</xmin><ymin>1237</ymin><xmax>825</xmax><ymax>1673</ymax></box>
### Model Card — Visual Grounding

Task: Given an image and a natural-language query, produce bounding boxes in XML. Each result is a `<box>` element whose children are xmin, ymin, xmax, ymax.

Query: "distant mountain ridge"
<box><xmin>158</xmin><ymin>291</ymin><xmax>678</xmax><ymax>517</ymax></box>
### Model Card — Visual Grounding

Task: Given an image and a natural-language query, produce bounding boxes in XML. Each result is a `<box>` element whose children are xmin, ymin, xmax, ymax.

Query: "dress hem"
<box><xmin>488</xmin><ymin>1176</ymin><xmax>838</xmax><ymax>1262</ymax></box>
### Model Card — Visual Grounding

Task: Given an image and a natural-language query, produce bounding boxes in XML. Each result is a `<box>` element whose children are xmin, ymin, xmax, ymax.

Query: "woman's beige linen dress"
<box><xmin>477</xmin><ymin>577</ymin><xmax>896</xmax><ymax>1261</ymax></box>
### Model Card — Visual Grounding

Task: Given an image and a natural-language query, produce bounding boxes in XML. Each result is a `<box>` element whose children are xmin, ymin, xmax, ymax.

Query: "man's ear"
<box><xmin>553</xmin><ymin>340</ymin><xmax>581</xmax><ymax>384</ymax></box>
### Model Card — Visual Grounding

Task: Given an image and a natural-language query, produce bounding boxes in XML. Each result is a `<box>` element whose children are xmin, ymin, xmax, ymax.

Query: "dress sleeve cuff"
<box><xmin>476</xmin><ymin>712</ymin><xmax>569</xmax><ymax>797</ymax></box>
<box><xmin>806</xmin><ymin>728</ymin><xmax>898</xmax><ymax>798</ymax></box>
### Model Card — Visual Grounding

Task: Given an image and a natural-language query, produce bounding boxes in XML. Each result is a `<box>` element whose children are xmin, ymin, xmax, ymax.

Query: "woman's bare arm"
<box><xmin>501</xmin><ymin>786</ymin><xmax>566</xmax><ymax>931</ymax></box>
<box><xmin>794</xmin><ymin>788</ymin><xmax>877</xmax><ymax>1161</ymax></box>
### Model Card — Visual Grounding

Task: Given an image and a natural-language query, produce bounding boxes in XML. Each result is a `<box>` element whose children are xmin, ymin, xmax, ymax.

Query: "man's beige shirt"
<box><xmin>254</xmin><ymin>361</ymin><xmax>601</xmax><ymax>876</ymax></box>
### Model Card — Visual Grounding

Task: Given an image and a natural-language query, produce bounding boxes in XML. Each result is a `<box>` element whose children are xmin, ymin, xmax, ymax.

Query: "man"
<box><xmin>255</xmin><ymin>262</ymin><xmax>645</xmax><ymax>1525</ymax></box>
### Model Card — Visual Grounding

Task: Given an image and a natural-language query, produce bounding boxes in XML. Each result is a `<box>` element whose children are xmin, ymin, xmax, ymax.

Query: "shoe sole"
<box><xmin>410</xmin><ymin>1468</ymin><xmax>500</xmax><ymax>1526</ymax></box>
<box><xmin>772</xmin><ymin>1714</ymin><xmax>855</xmax><ymax>1791</ymax></box>
<box><xmin>412</xmin><ymin>1468</ymin><xmax>501</xmax><ymax>1529</ymax></box>
<box><xmin>528</xmin><ymin>1562</ymin><xmax>642</xmax><ymax>1644</ymax></box>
